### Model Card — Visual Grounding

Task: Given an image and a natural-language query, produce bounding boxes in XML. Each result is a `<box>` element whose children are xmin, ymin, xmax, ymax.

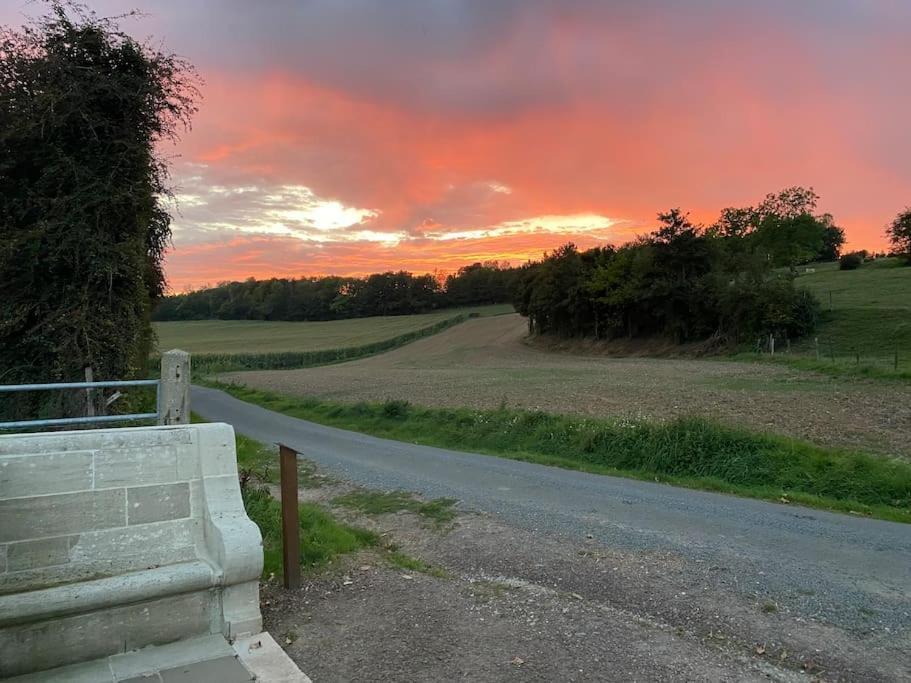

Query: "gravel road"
<box><xmin>193</xmin><ymin>385</ymin><xmax>911</xmax><ymax>640</ymax></box>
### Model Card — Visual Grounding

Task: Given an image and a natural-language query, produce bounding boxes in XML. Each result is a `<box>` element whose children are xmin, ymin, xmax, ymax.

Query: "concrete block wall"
<box><xmin>0</xmin><ymin>423</ymin><xmax>263</xmax><ymax>678</ymax></box>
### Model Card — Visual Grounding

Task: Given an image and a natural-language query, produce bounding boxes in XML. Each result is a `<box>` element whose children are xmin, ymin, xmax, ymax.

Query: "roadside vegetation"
<box><xmin>0</xmin><ymin>3</ymin><xmax>196</xmax><ymax>422</ymax></box>
<box><xmin>219</xmin><ymin>383</ymin><xmax>911</xmax><ymax>523</ymax></box>
<box><xmin>234</xmin><ymin>435</ymin><xmax>379</xmax><ymax>576</ymax></box>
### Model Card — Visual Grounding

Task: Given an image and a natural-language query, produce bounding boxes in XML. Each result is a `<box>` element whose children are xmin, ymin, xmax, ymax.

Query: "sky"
<box><xmin>4</xmin><ymin>1</ymin><xmax>910</xmax><ymax>290</ymax></box>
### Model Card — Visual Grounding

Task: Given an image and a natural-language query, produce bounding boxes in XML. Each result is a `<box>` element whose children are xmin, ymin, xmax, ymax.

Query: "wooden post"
<box><xmin>279</xmin><ymin>443</ymin><xmax>301</xmax><ymax>590</ymax></box>
<box><xmin>769</xmin><ymin>334</ymin><xmax>775</xmax><ymax>356</ymax></box>
<box><xmin>158</xmin><ymin>349</ymin><xmax>190</xmax><ymax>425</ymax></box>
<box><xmin>814</xmin><ymin>337</ymin><xmax>820</xmax><ymax>361</ymax></box>
<box><xmin>84</xmin><ymin>367</ymin><xmax>95</xmax><ymax>417</ymax></box>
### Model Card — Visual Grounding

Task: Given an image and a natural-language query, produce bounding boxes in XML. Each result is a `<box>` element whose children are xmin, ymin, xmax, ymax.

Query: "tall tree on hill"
<box><xmin>886</xmin><ymin>207</ymin><xmax>911</xmax><ymax>263</ymax></box>
<box><xmin>0</xmin><ymin>3</ymin><xmax>198</xmax><ymax>384</ymax></box>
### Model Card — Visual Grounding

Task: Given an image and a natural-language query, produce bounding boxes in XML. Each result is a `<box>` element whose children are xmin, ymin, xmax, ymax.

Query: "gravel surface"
<box><xmin>222</xmin><ymin>314</ymin><xmax>911</xmax><ymax>460</ymax></box>
<box><xmin>195</xmin><ymin>385</ymin><xmax>910</xmax><ymax>680</ymax></box>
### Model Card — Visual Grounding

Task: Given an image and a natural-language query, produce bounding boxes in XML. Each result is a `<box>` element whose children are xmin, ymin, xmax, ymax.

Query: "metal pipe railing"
<box><xmin>0</xmin><ymin>379</ymin><xmax>161</xmax><ymax>430</ymax></box>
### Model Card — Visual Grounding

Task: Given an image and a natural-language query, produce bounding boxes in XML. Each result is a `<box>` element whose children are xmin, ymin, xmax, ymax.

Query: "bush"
<box><xmin>839</xmin><ymin>253</ymin><xmax>863</xmax><ymax>270</ymax></box>
<box><xmin>382</xmin><ymin>399</ymin><xmax>411</xmax><ymax>419</ymax></box>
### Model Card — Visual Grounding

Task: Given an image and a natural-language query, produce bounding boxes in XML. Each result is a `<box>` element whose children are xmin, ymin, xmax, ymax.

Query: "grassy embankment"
<box><xmin>234</xmin><ymin>434</ymin><xmax>378</xmax><ymax>576</ymax></box>
<box><xmin>742</xmin><ymin>258</ymin><xmax>911</xmax><ymax>380</ymax></box>
<box><xmin>154</xmin><ymin>304</ymin><xmax>512</xmax><ymax>373</ymax></box>
<box><xmin>235</xmin><ymin>433</ymin><xmax>454</xmax><ymax>577</ymax></box>
<box><xmin>218</xmin><ymin>384</ymin><xmax>911</xmax><ymax>524</ymax></box>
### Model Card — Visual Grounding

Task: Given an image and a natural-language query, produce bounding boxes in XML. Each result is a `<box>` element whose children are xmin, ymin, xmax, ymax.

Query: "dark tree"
<box><xmin>887</xmin><ymin>207</ymin><xmax>911</xmax><ymax>263</ymax></box>
<box><xmin>0</xmin><ymin>3</ymin><xmax>198</xmax><ymax>384</ymax></box>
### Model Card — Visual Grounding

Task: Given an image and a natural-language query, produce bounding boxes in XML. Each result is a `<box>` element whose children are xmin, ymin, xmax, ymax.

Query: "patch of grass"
<box><xmin>214</xmin><ymin>382</ymin><xmax>911</xmax><ymax>523</ymax></box>
<box><xmin>468</xmin><ymin>579</ymin><xmax>517</xmax><ymax>601</ymax></box>
<box><xmin>332</xmin><ymin>490</ymin><xmax>458</xmax><ymax>527</ymax></box>
<box><xmin>386</xmin><ymin>551</ymin><xmax>447</xmax><ymax>578</ymax></box>
<box><xmin>241</xmin><ymin>484</ymin><xmax>379</xmax><ymax>577</ymax></box>
<box><xmin>760</xmin><ymin>600</ymin><xmax>778</xmax><ymax>613</ymax></box>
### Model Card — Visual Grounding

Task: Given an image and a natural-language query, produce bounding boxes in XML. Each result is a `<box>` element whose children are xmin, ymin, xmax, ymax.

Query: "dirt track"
<box><xmin>222</xmin><ymin>314</ymin><xmax>911</xmax><ymax>459</ymax></box>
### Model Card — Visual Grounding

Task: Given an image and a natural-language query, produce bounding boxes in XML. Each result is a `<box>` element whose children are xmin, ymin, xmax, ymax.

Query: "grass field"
<box><xmin>770</xmin><ymin>258</ymin><xmax>911</xmax><ymax>376</ymax></box>
<box><xmin>154</xmin><ymin>304</ymin><xmax>512</xmax><ymax>354</ymax></box>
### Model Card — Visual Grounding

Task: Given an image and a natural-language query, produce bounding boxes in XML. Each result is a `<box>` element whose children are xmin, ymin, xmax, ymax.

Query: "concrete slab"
<box><xmin>7</xmin><ymin>631</ymin><xmax>310</xmax><ymax>682</ymax></box>
<box><xmin>157</xmin><ymin>656</ymin><xmax>253</xmax><ymax>682</ymax></box>
<box><xmin>234</xmin><ymin>632</ymin><xmax>311</xmax><ymax>683</ymax></box>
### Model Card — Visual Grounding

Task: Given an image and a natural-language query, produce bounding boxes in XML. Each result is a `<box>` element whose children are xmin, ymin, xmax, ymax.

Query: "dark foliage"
<box><xmin>0</xmin><ymin>2</ymin><xmax>197</xmax><ymax>393</ymax></box>
<box><xmin>839</xmin><ymin>253</ymin><xmax>864</xmax><ymax>270</ymax></box>
<box><xmin>513</xmin><ymin>191</ymin><xmax>826</xmax><ymax>345</ymax></box>
<box><xmin>152</xmin><ymin>262</ymin><xmax>517</xmax><ymax>321</ymax></box>
<box><xmin>887</xmin><ymin>207</ymin><xmax>911</xmax><ymax>263</ymax></box>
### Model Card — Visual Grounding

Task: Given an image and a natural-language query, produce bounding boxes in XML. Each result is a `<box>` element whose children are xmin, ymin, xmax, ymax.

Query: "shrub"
<box><xmin>839</xmin><ymin>253</ymin><xmax>863</xmax><ymax>270</ymax></box>
<box><xmin>382</xmin><ymin>399</ymin><xmax>411</xmax><ymax>419</ymax></box>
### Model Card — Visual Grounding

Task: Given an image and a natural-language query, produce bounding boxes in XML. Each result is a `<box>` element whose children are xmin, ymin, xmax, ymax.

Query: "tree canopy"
<box><xmin>0</xmin><ymin>2</ymin><xmax>197</xmax><ymax>384</ymax></box>
<box><xmin>513</xmin><ymin>190</ymin><xmax>827</xmax><ymax>346</ymax></box>
<box><xmin>887</xmin><ymin>207</ymin><xmax>911</xmax><ymax>263</ymax></box>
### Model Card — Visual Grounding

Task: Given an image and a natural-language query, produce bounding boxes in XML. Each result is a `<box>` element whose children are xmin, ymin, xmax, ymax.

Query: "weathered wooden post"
<box><xmin>158</xmin><ymin>349</ymin><xmax>190</xmax><ymax>425</ymax></box>
<box><xmin>278</xmin><ymin>443</ymin><xmax>301</xmax><ymax>590</ymax></box>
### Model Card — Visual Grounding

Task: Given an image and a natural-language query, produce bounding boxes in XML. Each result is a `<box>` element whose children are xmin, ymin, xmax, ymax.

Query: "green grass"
<box><xmin>156</xmin><ymin>306</ymin><xmax>513</xmax><ymax>374</ymax></box>
<box><xmin>332</xmin><ymin>490</ymin><xmax>457</xmax><ymax>527</ymax></box>
<box><xmin>234</xmin><ymin>435</ymin><xmax>379</xmax><ymax>577</ymax></box>
<box><xmin>235</xmin><ymin>433</ymin><xmax>331</xmax><ymax>488</ymax></box>
<box><xmin>756</xmin><ymin>258</ymin><xmax>911</xmax><ymax>379</ymax></box>
<box><xmin>386</xmin><ymin>551</ymin><xmax>448</xmax><ymax>578</ymax></box>
<box><xmin>216</xmin><ymin>382</ymin><xmax>911</xmax><ymax>523</ymax></box>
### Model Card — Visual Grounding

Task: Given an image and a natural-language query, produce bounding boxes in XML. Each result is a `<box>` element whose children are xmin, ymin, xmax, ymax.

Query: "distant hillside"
<box><xmin>791</xmin><ymin>257</ymin><xmax>910</xmax><ymax>365</ymax></box>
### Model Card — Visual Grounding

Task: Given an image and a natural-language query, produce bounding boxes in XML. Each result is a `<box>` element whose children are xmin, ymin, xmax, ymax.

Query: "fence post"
<box><xmin>814</xmin><ymin>337</ymin><xmax>820</xmax><ymax>361</ymax></box>
<box><xmin>158</xmin><ymin>349</ymin><xmax>190</xmax><ymax>425</ymax></box>
<box><xmin>278</xmin><ymin>443</ymin><xmax>301</xmax><ymax>590</ymax></box>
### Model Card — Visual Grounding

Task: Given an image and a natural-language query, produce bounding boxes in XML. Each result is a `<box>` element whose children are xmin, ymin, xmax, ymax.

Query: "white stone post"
<box><xmin>158</xmin><ymin>349</ymin><xmax>190</xmax><ymax>425</ymax></box>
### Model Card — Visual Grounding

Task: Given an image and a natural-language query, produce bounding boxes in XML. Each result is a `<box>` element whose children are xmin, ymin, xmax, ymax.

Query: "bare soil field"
<box><xmin>222</xmin><ymin>314</ymin><xmax>911</xmax><ymax>459</ymax></box>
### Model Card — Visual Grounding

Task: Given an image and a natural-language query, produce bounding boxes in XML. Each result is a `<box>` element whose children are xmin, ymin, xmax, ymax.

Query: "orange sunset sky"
<box><xmin>6</xmin><ymin>1</ymin><xmax>910</xmax><ymax>291</ymax></box>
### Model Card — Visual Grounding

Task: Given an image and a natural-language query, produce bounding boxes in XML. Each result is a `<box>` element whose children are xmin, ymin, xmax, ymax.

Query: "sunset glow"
<box><xmin>6</xmin><ymin>1</ymin><xmax>908</xmax><ymax>290</ymax></box>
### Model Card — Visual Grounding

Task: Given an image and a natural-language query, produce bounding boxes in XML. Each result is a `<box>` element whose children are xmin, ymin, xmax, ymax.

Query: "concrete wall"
<box><xmin>0</xmin><ymin>423</ymin><xmax>263</xmax><ymax>678</ymax></box>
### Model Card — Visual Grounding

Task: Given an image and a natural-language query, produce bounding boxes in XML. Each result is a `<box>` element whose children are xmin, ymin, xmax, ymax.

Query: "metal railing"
<box><xmin>0</xmin><ymin>379</ymin><xmax>160</xmax><ymax>430</ymax></box>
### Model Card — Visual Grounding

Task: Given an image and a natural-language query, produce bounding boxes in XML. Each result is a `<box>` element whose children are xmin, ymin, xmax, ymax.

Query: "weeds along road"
<box><xmin>193</xmin><ymin>385</ymin><xmax>911</xmax><ymax>640</ymax></box>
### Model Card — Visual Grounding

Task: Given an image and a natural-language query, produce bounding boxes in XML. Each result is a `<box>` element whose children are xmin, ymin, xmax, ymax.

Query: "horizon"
<box><xmin>5</xmin><ymin>0</ymin><xmax>908</xmax><ymax>291</ymax></box>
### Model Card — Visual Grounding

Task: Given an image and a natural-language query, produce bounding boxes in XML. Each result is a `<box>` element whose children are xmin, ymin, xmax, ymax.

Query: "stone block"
<box><xmin>0</xmin><ymin>451</ymin><xmax>93</xmax><ymax>498</ymax></box>
<box><xmin>7</xmin><ymin>537</ymin><xmax>71</xmax><ymax>572</ymax></box>
<box><xmin>0</xmin><ymin>590</ymin><xmax>216</xmax><ymax>678</ymax></box>
<box><xmin>94</xmin><ymin>445</ymin><xmax>179</xmax><ymax>488</ymax></box>
<box><xmin>0</xmin><ymin>489</ymin><xmax>125</xmax><ymax>543</ymax></box>
<box><xmin>128</xmin><ymin>483</ymin><xmax>190</xmax><ymax>525</ymax></box>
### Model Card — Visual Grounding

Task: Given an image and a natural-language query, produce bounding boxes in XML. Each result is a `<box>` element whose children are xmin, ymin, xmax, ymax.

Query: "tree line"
<box><xmin>512</xmin><ymin>188</ymin><xmax>846</xmax><ymax>345</ymax></box>
<box><xmin>152</xmin><ymin>262</ymin><xmax>517</xmax><ymax>321</ymax></box>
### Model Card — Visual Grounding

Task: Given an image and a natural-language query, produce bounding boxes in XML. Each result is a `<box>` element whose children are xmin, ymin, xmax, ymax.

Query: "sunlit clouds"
<box><xmin>6</xmin><ymin>0</ymin><xmax>907</xmax><ymax>290</ymax></box>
